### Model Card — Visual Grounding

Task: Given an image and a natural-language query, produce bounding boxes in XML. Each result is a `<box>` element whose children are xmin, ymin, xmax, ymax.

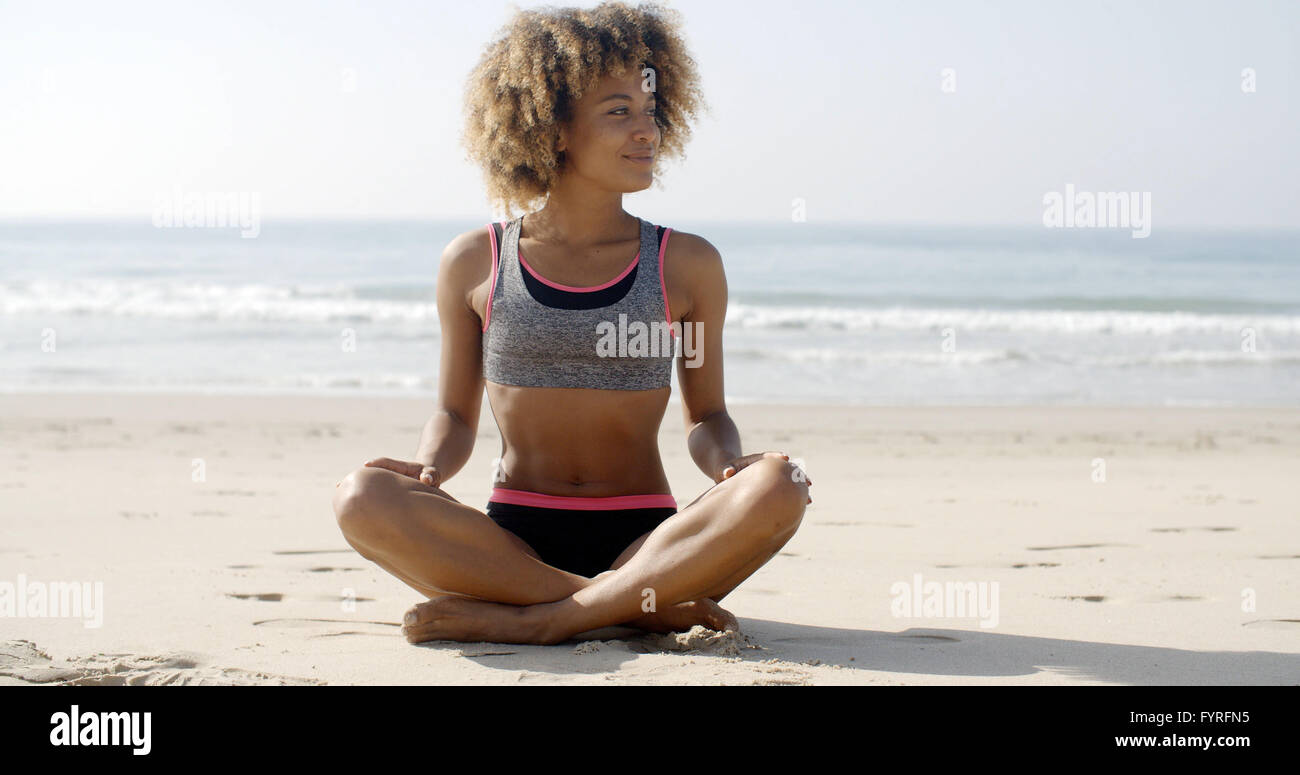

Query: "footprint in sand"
<box><xmin>892</xmin><ymin>633</ymin><xmax>960</xmax><ymax>642</ymax></box>
<box><xmin>0</xmin><ymin>640</ymin><xmax>321</xmax><ymax>685</ymax></box>
<box><xmin>1241</xmin><ymin>619</ymin><xmax>1300</xmax><ymax>629</ymax></box>
<box><xmin>253</xmin><ymin>617</ymin><xmax>397</xmax><ymax>628</ymax></box>
<box><xmin>309</xmin><ymin>594</ymin><xmax>374</xmax><ymax>603</ymax></box>
<box><xmin>227</xmin><ymin>592</ymin><xmax>374</xmax><ymax>603</ymax></box>
<box><xmin>934</xmin><ymin>562</ymin><xmax>1063</xmax><ymax>569</ymax></box>
<box><xmin>227</xmin><ymin>593</ymin><xmax>284</xmax><ymax>602</ymax></box>
<box><xmin>251</xmin><ymin>617</ymin><xmax>397</xmax><ymax>641</ymax></box>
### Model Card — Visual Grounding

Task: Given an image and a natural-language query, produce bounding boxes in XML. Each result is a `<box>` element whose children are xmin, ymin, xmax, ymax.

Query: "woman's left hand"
<box><xmin>717</xmin><ymin>451</ymin><xmax>812</xmax><ymax>503</ymax></box>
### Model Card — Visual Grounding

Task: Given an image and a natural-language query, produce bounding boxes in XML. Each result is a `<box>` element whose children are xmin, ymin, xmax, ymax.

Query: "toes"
<box><xmin>401</xmin><ymin>615</ymin><xmax>432</xmax><ymax>643</ymax></box>
<box><xmin>401</xmin><ymin>622</ymin><xmax>425</xmax><ymax>643</ymax></box>
<box><xmin>696</xmin><ymin>599</ymin><xmax>739</xmax><ymax>633</ymax></box>
<box><xmin>401</xmin><ymin>597</ymin><xmax>457</xmax><ymax>643</ymax></box>
<box><xmin>404</xmin><ymin>599</ymin><xmax>437</xmax><ymax>626</ymax></box>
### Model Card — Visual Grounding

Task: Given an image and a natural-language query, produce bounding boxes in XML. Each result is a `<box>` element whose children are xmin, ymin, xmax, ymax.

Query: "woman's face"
<box><xmin>556</xmin><ymin>69</ymin><xmax>660</xmax><ymax>192</ymax></box>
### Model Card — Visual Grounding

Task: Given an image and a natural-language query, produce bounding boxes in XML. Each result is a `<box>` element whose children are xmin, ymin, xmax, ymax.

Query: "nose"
<box><xmin>634</xmin><ymin>114</ymin><xmax>658</xmax><ymax>144</ymax></box>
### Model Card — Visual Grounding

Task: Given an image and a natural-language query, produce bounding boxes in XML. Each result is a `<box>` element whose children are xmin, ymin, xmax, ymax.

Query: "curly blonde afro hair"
<box><xmin>461</xmin><ymin>1</ymin><xmax>707</xmax><ymax>219</ymax></box>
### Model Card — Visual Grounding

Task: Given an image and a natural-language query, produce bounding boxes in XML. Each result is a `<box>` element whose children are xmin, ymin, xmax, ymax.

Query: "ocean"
<box><xmin>2</xmin><ymin>218</ymin><xmax>1297</xmax><ymax>406</ymax></box>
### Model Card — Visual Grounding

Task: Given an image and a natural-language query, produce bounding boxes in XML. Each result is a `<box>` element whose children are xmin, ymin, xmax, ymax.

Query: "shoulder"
<box><xmin>441</xmin><ymin>225</ymin><xmax>496</xmax><ymax>276</ymax></box>
<box><xmin>438</xmin><ymin>224</ymin><xmax>499</xmax><ymax>287</ymax></box>
<box><xmin>662</xmin><ymin>229</ymin><xmax>722</xmax><ymax>270</ymax></box>
<box><xmin>661</xmin><ymin>229</ymin><xmax>726</xmax><ymax>319</ymax></box>
<box><xmin>437</xmin><ymin>224</ymin><xmax>497</xmax><ymax>310</ymax></box>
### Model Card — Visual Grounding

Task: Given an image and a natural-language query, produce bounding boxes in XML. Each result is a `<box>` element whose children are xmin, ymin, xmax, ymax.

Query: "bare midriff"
<box><xmin>485</xmin><ymin>381</ymin><xmax>673</xmax><ymax>498</ymax></box>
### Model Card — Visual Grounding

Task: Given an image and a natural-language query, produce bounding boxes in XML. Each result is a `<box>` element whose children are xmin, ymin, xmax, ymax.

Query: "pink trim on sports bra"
<box><xmin>658</xmin><ymin>227</ymin><xmax>676</xmax><ymax>338</ymax></box>
<box><xmin>518</xmin><ymin>244</ymin><xmax>641</xmax><ymax>293</ymax></box>
<box><xmin>488</xmin><ymin>487</ymin><xmax>677</xmax><ymax>511</ymax></box>
<box><xmin>482</xmin><ymin>222</ymin><xmax>502</xmax><ymax>333</ymax></box>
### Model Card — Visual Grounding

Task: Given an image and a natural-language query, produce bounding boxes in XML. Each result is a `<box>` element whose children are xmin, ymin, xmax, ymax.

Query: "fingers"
<box><xmin>721</xmin><ymin>451</ymin><xmax>768</xmax><ymax>480</ymax></box>
<box><xmin>364</xmin><ymin>457</ymin><xmax>414</xmax><ymax>476</ymax></box>
<box><xmin>762</xmin><ymin>450</ymin><xmax>813</xmax><ymax>503</ymax></box>
<box><xmin>723</xmin><ymin>452</ymin><xmax>812</xmax><ymax>488</ymax></box>
<box><xmin>364</xmin><ymin>457</ymin><xmax>439</xmax><ymax>484</ymax></box>
<box><xmin>770</xmin><ymin>451</ymin><xmax>812</xmax><ymax>487</ymax></box>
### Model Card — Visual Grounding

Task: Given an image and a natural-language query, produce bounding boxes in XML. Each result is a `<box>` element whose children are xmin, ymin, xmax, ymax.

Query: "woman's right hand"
<box><xmin>364</xmin><ymin>457</ymin><xmax>442</xmax><ymax>487</ymax></box>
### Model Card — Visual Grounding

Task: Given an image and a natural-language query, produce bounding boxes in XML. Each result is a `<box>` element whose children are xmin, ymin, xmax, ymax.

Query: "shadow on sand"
<box><xmin>420</xmin><ymin>617</ymin><xmax>1300</xmax><ymax>685</ymax></box>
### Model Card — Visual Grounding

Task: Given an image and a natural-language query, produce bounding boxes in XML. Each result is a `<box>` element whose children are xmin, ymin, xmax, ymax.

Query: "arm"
<box><xmin>689</xmin><ymin>410</ymin><xmax>742</xmax><ymax>485</ymax></box>
<box><xmin>412</xmin><ymin>231</ymin><xmax>491</xmax><ymax>485</ymax></box>
<box><xmin>672</xmin><ymin>234</ymin><xmax>742</xmax><ymax>484</ymax></box>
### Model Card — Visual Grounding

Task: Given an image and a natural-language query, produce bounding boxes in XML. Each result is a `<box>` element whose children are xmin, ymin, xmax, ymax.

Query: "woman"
<box><xmin>333</xmin><ymin>1</ymin><xmax>811</xmax><ymax>646</ymax></box>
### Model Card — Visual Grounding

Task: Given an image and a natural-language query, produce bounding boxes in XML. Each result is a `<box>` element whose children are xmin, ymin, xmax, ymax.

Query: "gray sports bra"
<box><xmin>481</xmin><ymin>215</ymin><xmax>677</xmax><ymax>390</ymax></box>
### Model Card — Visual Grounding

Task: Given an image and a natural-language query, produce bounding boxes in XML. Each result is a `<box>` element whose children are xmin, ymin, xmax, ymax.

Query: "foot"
<box><xmin>626</xmin><ymin>598</ymin><xmax>739</xmax><ymax>634</ymax></box>
<box><xmin>583</xmin><ymin>570</ymin><xmax>740</xmax><ymax>634</ymax></box>
<box><xmin>401</xmin><ymin>595</ymin><xmax>556</xmax><ymax>645</ymax></box>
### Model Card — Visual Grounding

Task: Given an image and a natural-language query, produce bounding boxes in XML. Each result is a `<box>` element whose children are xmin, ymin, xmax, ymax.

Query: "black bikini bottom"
<box><xmin>485</xmin><ymin>495</ymin><xmax>677</xmax><ymax>579</ymax></box>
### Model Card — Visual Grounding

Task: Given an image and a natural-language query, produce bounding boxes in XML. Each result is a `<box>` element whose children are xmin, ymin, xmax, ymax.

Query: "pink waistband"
<box><xmin>488</xmin><ymin>487</ymin><xmax>677</xmax><ymax>511</ymax></box>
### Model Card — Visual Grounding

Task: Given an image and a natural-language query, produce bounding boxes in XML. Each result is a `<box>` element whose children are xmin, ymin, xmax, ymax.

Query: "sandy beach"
<box><xmin>1</xmin><ymin>393</ymin><xmax>1297</xmax><ymax>685</ymax></box>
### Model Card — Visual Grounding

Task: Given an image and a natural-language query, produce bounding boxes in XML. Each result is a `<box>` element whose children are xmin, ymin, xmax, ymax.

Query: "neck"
<box><xmin>522</xmin><ymin>180</ymin><xmax>637</xmax><ymax>247</ymax></box>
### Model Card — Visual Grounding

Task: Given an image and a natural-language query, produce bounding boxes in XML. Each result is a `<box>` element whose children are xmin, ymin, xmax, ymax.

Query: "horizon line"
<box><xmin>1</xmin><ymin>214</ymin><xmax>1297</xmax><ymax>234</ymax></box>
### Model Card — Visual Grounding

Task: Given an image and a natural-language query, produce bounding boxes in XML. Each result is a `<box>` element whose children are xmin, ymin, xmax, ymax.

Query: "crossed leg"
<box><xmin>333</xmin><ymin>470</ymin><xmax>591</xmax><ymax>605</ymax></box>
<box><xmin>333</xmin><ymin>456</ymin><xmax>809</xmax><ymax>645</ymax></box>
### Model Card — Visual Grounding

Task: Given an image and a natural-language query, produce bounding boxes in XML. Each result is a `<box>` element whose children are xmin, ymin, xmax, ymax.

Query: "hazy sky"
<box><xmin>1</xmin><ymin>0</ymin><xmax>1296</xmax><ymax>227</ymax></box>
